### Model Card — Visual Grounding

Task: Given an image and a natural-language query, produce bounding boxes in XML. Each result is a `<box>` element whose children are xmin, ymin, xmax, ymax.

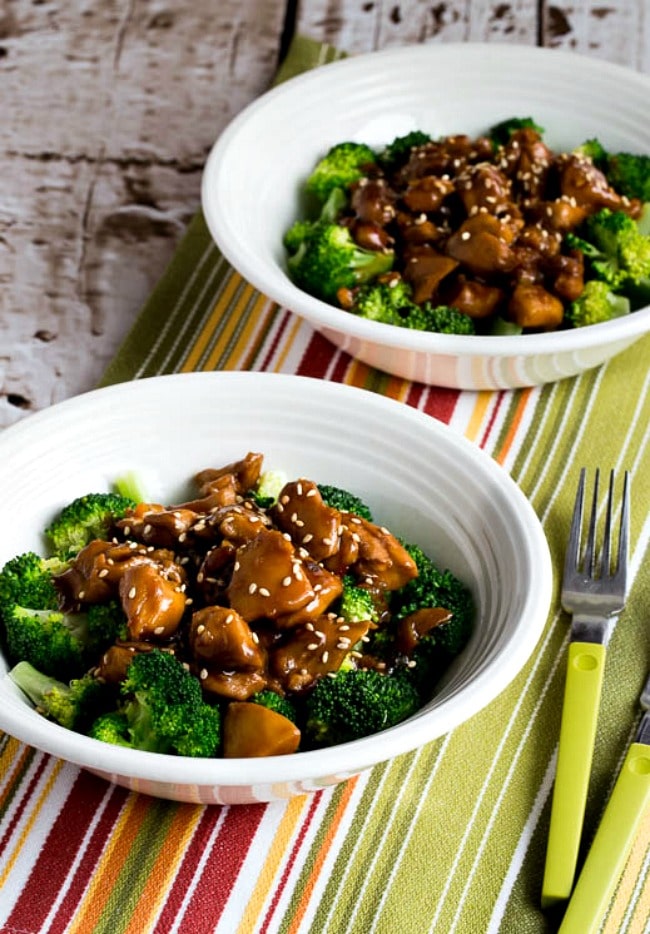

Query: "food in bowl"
<box><xmin>1</xmin><ymin>451</ymin><xmax>474</xmax><ymax>760</ymax></box>
<box><xmin>284</xmin><ymin>119</ymin><xmax>650</xmax><ymax>336</ymax></box>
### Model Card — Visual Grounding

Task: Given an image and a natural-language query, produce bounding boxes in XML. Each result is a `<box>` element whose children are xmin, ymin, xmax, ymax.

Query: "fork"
<box><xmin>541</xmin><ymin>468</ymin><xmax>630</xmax><ymax>909</ymax></box>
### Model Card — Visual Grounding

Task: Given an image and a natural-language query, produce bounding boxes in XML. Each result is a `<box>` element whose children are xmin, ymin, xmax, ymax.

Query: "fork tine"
<box><xmin>584</xmin><ymin>468</ymin><xmax>600</xmax><ymax>577</ymax></box>
<box><xmin>564</xmin><ymin>468</ymin><xmax>586</xmax><ymax>578</ymax></box>
<box><xmin>601</xmin><ymin>470</ymin><xmax>614</xmax><ymax>575</ymax></box>
<box><xmin>615</xmin><ymin>470</ymin><xmax>630</xmax><ymax>588</ymax></box>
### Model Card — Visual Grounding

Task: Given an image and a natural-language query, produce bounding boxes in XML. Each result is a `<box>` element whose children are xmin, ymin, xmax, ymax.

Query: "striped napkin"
<box><xmin>2</xmin><ymin>35</ymin><xmax>649</xmax><ymax>934</ymax></box>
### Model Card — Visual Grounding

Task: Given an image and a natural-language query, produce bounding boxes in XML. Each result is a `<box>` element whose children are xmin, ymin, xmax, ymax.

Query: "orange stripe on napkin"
<box><xmin>286</xmin><ymin>776</ymin><xmax>359</xmax><ymax>934</ymax></box>
<box><xmin>181</xmin><ymin>273</ymin><xmax>245</xmax><ymax>372</ymax></box>
<box><xmin>236</xmin><ymin>795</ymin><xmax>311</xmax><ymax>934</ymax></box>
<box><xmin>464</xmin><ymin>391</ymin><xmax>493</xmax><ymax>443</ymax></box>
<box><xmin>67</xmin><ymin>794</ymin><xmax>148</xmax><ymax>934</ymax></box>
<box><xmin>121</xmin><ymin>804</ymin><xmax>203</xmax><ymax>934</ymax></box>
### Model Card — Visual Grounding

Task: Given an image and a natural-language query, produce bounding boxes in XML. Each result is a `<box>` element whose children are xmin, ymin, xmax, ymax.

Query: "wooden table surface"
<box><xmin>2</xmin><ymin>1</ymin><xmax>648</xmax><ymax>430</ymax></box>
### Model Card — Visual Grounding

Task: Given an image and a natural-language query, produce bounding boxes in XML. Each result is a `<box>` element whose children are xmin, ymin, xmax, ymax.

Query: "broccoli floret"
<box><xmin>348</xmin><ymin>277</ymin><xmax>417</xmax><ymax>327</ymax></box>
<box><xmin>250</xmin><ymin>689</ymin><xmax>298</xmax><ymax>724</ymax></box>
<box><xmin>0</xmin><ymin>551</ymin><xmax>89</xmax><ymax>678</ymax></box>
<box><xmin>45</xmin><ymin>492</ymin><xmax>137</xmax><ymax>559</ymax></box>
<box><xmin>410</xmin><ymin>303</ymin><xmax>476</xmax><ymax>335</ymax></box>
<box><xmin>88</xmin><ymin>710</ymin><xmax>132</xmax><ymax>747</ymax></box>
<box><xmin>566</xmin><ymin>279</ymin><xmax>630</xmax><ymax>328</ymax></box>
<box><xmin>317</xmin><ymin>484</ymin><xmax>373</xmax><ymax>521</ymax></box>
<box><xmin>605</xmin><ymin>152</ymin><xmax>650</xmax><ymax>202</ymax></box>
<box><xmin>306</xmin><ymin>142</ymin><xmax>377</xmax><ymax>203</ymax></box>
<box><xmin>580</xmin><ymin>208</ymin><xmax>650</xmax><ymax>290</ymax></box>
<box><xmin>284</xmin><ymin>187</ymin><xmax>348</xmax><ymax>255</ymax></box>
<box><xmin>489</xmin><ymin>116</ymin><xmax>544</xmax><ymax>148</ymax></box>
<box><xmin>303</xmin><ymin>668</ymin><xmax>420</xmax><ymax>747</ymax></box>
<box><xmin>113</xmin><ymin>649</ymin><xmax>221</xmax><ymax>757</ymax></box>
<box><xmin>0</xmin><ymin>552</ymin><xmax>127</xmax><ymax>679</ymax></box>
<box><xmin>392</xmin><ymin>544</ymin><xmax>474</xmax><ymax>658</ymax></box>
<box><xmin>339</xmin><ymin>575</ymin><xmax>382</xmax><ymax>624</ymax></box>
<box><xmin>378</xmin><ymin>130</ymin><xmax>432</xmax><ymax>172</ymax></box>
<box><xmin>288</xmin><ymin>222</ymin><xmax>394</xmax><ymax>303</ymax></box>
<box><xmin>9</xmin><ymin>661</ymin><xmax>115</xmax><ymax>731</ymax></box>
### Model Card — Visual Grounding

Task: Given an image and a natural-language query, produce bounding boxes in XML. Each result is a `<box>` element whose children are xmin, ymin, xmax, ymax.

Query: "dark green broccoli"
<box><xmin>9</xmin><ymin>661</ymin><xmax>115</xmax><ymax>731</ymax></box>
<box><xmin>95</xmin><ymin>649</ymin><xmax>221</xmax><ymax>757</ymax></box>
<box><xmin>317</xmin><ymin>484</ymin><xmax>373</xmax><ymax>521</ymax></box>
<box><xmin>0</xmin><ymin>551</ymin><xmax>84</xmax><ymax>678</ymax></box>
<box><xmin>306</xmin><ymin>142</ymin><xmax>377</xmax><ymax>203</ymax></box>
<box><xmin>391</xmin><ymin>544</ymin><xmax>474</xmax><ymax>658</ymax></box>
<box><xmin>0</xmin><ymin>552</ymin><xmax>127</xmax><ymax>679</ymax></box>
<box><xmin>566</xmin><ymin>280</ymin><xmax>630</xmax><ymax>328</ymax></box>
<box><xmin>45</xmin><ymin>492</ymin><xmax>137</xmax><ymax>559</ymax></box>
<box><xmin>283</xmin><ymin>187</ymin><xmax>348</xmax><ymax>255</ymax></box>
<box><xmin>606</xmin><ymin>152</ymin><xmax>650</xmax><ymax>202</ymax></box>
<box><xmin>378</xmin><ymin>130</ymin><xmax>432</xmax><ymax>172</ymax></box>
<box><xmin>409</xmin><ymin>303</ymin><xmax>476</xmax><ymax>335</ymax></box>
<box><xmin>303</xmin><ymin>668</ymin><xmax>420</xmax><ymax>747</ymax></box>
<box><xmin>573</xmin><ymin>138</ymin><xmax>608</xmax><ymax>168</ymax></box>
<box><xmin>579</xmin><ymin>208</ymin><xmax>650</xmax><ymax>294</ymax></box>
<box><xmin>489</xmin><ymin>116</ymin><xmax>545</xmax><ymax>148</ymax></box>
<box><xmin>250</xmin><ymin>689</ymin><xmax>298</xmax><ymax>724</ymax></box>
<box><xmin>347</xmin><ymin>277</ymin><xmax>417</xmax><ymax>327</ymax></box>
<box><xmin>287</xmin><ymin>222</ymin><xmax>394</xmax><ymax>303</ymax></box>
<box><xmin>338</xmin><ymin>575</ymin><xmax>382</xmax><ymax>624</ymax></box>
<box><xmin>88</xmin><ymin>710</ymin><xmax>132</xmax><ymax>747</ymax></box>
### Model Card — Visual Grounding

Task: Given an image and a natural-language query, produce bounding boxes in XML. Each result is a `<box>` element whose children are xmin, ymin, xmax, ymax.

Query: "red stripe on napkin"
<box><xmin>6</xmin><ymin>770</ymin><xmax>112</xmax><ymax>932</ymax></box>
<box><xmin>172</xmin><ymin>804</ymin><xmax>267</xmax><ymax>929</ymax></box>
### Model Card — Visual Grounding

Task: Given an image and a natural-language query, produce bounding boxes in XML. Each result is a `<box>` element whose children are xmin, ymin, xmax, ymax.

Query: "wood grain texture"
<box><xmin>1</xmin><ymin>0</ymin><xmax>647</xmax><ymax>428</ymax></box>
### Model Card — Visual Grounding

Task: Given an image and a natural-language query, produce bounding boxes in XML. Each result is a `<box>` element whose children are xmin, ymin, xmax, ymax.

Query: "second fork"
<box><xmin>541</xmin><ymin>468</ymin><xmax>630</xmax><ymax>909</ymax></box>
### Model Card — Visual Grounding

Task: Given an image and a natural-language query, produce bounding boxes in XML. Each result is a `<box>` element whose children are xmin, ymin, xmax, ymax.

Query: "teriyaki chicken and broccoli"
<box><xmin>0</xmin><ymin>452</ymin><xmax>473</xmax><ymax>758</ymax></box>
<box><xmin>284</xmin><ymin>118</ymin><xmax>650</xmax><ymax>334</ymax></box>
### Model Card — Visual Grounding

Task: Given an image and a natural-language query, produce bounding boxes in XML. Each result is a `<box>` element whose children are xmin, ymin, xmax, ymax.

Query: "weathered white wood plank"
<box><xmin>0</xmin><ymin>0</ymin><xmax>287</xmax><ymax>428</ymax></box>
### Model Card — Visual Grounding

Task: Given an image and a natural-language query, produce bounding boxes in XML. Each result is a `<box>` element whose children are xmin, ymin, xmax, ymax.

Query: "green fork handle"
<box><xmin>558</xmin><ymin>741</ymin><xmax>650</xmax><ymax>933</ymax></box>
<box><xmin>541</xmin><ymin>640</ymin><xmax>606</xmax><ymax>908</ymax></box>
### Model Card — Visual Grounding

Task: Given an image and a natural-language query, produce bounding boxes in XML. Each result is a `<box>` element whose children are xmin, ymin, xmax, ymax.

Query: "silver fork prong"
<box><xmin>584</xmin><ymin>467</ymin><xmax>600</xmax><ymax>577</ymax></box>
<box><xmin>601</xmin><ymin>469</ymin><xmax>614</xmax><ymax>576</ymax></box>
<box><xmin>614</xmin><ymin>470</ymin><xmax>630</xmax><ymax>589</ymax></box>
<box><xmin>564</xmin><ymin>468</ymin><xmax>586</xmax><ymax>579</ymax></box>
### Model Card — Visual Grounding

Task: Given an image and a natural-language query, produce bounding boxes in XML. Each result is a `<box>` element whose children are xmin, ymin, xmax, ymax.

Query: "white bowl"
<box><xmin>201</xmin><ymin>43</ymin><xmax>650</xmax><ymax>390</ymax></box>
<box><xmin>0</xmin><ymin>372</ymin><xmax>552</xmax><ymax>803</ymax></box>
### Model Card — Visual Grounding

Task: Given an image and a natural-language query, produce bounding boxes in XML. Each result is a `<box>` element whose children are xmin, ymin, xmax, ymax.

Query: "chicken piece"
<box><xmin>116</xmin><ymin>503</ymin><xmax>198</xmax><ymax>549</ymax></box>
<box><xmin>402</xmin><ymin>246</ymin><xmax>459</xmax><ymax>304</ymax></box>
<box><xmin>508</xmin><ymin>283</ymin><xmax>564</xmax><ymax>330</ymax></box>
<box><xmin>55</xmin><ymin>538</ymin><xmax>170</xmax><ymax>606</ymax></box>
<box><xmin>272</xmin><ymin>479</ymin><xmax>341</xmax><ymax>562</ymax></box>
<box><xmin>545</xmin><ymin>250</ymin><xmax>585</xmax><ymax>301</ymax></box>
<box><xmin>398</xmin><ymin>134</ymin><xmax>493</xmax><ymax>182</ymax></box>
<box><xmin>194</xmin><ymin>452</ymin><xmax>264</xmax><ymax>497</ymax></box>
<box><xmin>270</xmin><ymin>613</ymin><xmax>373</xmax><ymax>693</ymax></box>
<box><xmin>396</xmin><ymin>608</ymin><xmax>453</xmax><ymax>654</ymax></box>
<box><xmin>119</xmin><ymin>562</ymin><xmax>187</xmax><ymax>640</ymax></box>
<box><xmin>395</xmin><ymin>209</ymin><xmax>445</xmax><ymax>245</ymax></box>
<box><xmin>455</xmin><ymin>162</ymin><xmax>512</xmax><ymax>216</ymax></box>
<box><xmin>223</xmin><ymin>702</ymin><xmax>301</xmax><ymax>757</ymax></box>
<box><xmin>446</xmin><ymin>214</ymin><xmax>516</xmax><ymax>278</ymax></box>
<box><xmin>442</xmin><ymin>276</ymin><xmax>505</xmax><ymax>319</ymax></box>
<box><xmin>350</xmin><ymin>219</ymin><xmax>394</xmax><ymax>252</ymax></box>
<box><xmin>342</xmin><ymin>513</ymin><xmax>418</xmax><ymax>590</ymax></box>
<box><xmin>204</xmin><ymin>502</ymin><xmax>271</xmax><ymax>546</ymax></box>
<box><xmin>227</xmin><ymin>529</ymin><xmax>315</xmax><ymax>622</ymax></box>
<box><xmin>350</xmin><ymin>177</ymin><xmax>396</xmax><ymax>225</ymax></box>
<box><xmin>94</xmin><ymin>641</ymin><xmax>155</xmax><ymax>684</ymax></box>
<box><xmin>530</xmin><ymin>198</ymin><xmax>589</xmax><ymax>234</ymax></box>
<box><xmin>501</xmin><ymin>128</ymin><xmax>554</xmax><ymax>199</ymax></box>
<box><xmin>516</xmin><ymin>224</ymin><xmax>561</xmax><ymax>259</ymax></box>
<box><xmin>275</xmin><ymin>559</ymin><xmax>343</xmax><ymax>628</ymax></box>
<box><xmin>558</xmin><ymin>154</ymin><xmax>629</xmax><ymax>213</ymax></box>
<box><xmin>402</xmin><ymin>174</ymin><xmax>455</xmax><ymax>213</ymax></box>
<box><xmin>189</xmin><ymin>605</ymin><xmax>265</xmax><ymax>670</ymax></box>
<box><xmin>177</xmin><ymin>473</ymin><xmax>240</xmax><ymax>511</ymax></box>
<box><xmin>199</xmin><ymin>669</ymin><xmax>267</xmax><ymax>701</ymax></box>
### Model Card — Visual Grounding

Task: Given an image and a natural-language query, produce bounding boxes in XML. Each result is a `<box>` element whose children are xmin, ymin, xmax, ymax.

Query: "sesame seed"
<box><xmin>225</xmin><ymin>613</ymin><xmax>234</xmax><ymax>623</ymax></box>
<box><xmin>259</xmin><ymin>587</ymin><xmax>271</xmax><ymax>597</ymax></box>
<box><xmin>98</xmin><ymin>569</ymin><xmax>109</xmax><ymax>578</ymax></box>
<box><xmin>307</xmin><ymin>642</ymin><xmax>319</xmax><ymax>651</ymax></box>
<box><xmin>128</xmin><ymin>586</ymin><xmax>137</xmax><ymax>599</ymax></box>
<box><xmin>282</xmin><ymin>576</ymin><xmax>292</xmax><ymax>587</ymax></box>
<box><xmin>199</xmin><ymin>668</ymin><xmax>208</xmax><ymax>680</ymax></box>
<box><xmin>248</xmin><ymin>582</ymin><xmax>257</xmax><ymax>594</ymax></box>
<box><xmin>251</xmin><ymin>632</ymin><xmax>260</xmax><ymax>644</ymax></box>
<box><xmin>154</xmin><ymin>626</ymin><xmax>165</xmax><ymax>635</ymax></box>
<box><xmin>460</xmin><ymin>231</ymin><xmax>471</xmax><ymax>240</ymax></box>
<box><xmin>296</xmin><ymin>482</ymin><xmax>303</xmax><ymax>495</ymax></box>
<box><xmin>321</xmin><ymin>651</ymin><xmax>329</xmax><ymax>664</ymax></box>
<box><xmin>197</xmin><ymin>624</ymin><xmax>205</xmax><ymax>634</ymax></box>
<box><xmin>302</xmin><ymin>533</ymin><xmax>313</xmax><ymax>543</ymax></box>
<box><xmin>144</xmin><ymin>524</ymin><xmax>152</xmax><ymax>536</ymax></box>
